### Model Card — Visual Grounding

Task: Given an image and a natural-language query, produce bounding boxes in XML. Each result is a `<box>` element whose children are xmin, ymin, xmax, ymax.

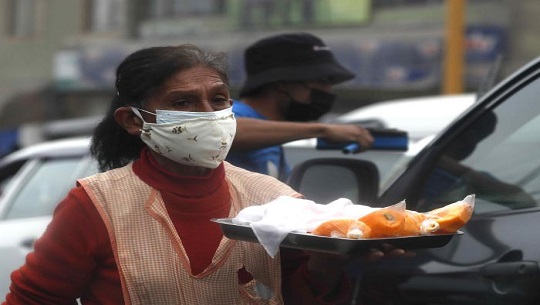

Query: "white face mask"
<box><xmin>131</xmin><ymin>107</ymin><xmax>236</xmax><ymax>169</ymax></box>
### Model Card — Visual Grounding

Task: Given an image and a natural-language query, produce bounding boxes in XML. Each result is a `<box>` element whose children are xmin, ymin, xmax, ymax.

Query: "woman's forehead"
<box><xmin>164</xmin><ymin>66</ymin><xmax>226</xmax><ymax>88</ymax></box>
<box><xmin>147</xmin><ymin>67</ymin><xmax>229</xmax><ymax>102</ymax></box>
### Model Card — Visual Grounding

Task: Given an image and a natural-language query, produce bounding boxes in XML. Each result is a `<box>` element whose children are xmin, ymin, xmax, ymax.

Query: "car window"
<box><xmin>0</xmin><ymin>174</ymin><xmax>15</xmax><ymax>199</ymax></box>
<box><xmin>294</xmin><ymin>164</ymin><xmax>360</xmax><ymax>204</ymax></box>
<box><xmin>416</xmin><ymin>76</ymin><xmax>540</xmax><ymax>213</ymax></box>
<box><xmin>4</xmin><ymin>157</ymin><xmax>98</xmax><ymax>220</ymax></box>
<box><xmin>0</xmin><ymin>160</ymin><xmax>27</xmax><ymax>199</ymax></box>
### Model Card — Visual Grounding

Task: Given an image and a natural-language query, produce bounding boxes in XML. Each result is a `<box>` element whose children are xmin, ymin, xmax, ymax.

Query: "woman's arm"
<box><xmin>3</xmin><ymin>187</ymin><xmax>108</xmax><ymax>305</ymax></box>
<box><xmin>280</xmin><ymin>248</ymin><xmax>352</xmax><ymax>305</ymax></box>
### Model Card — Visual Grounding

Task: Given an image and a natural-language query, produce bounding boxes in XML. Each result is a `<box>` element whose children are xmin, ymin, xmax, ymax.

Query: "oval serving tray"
<box><xmin>213</xmin><ymin>218</ymin><xmax>462</xmax><ymax>255</ymax></box>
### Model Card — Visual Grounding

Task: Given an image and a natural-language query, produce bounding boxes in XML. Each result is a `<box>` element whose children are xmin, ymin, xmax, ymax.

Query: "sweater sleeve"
<box><xmin>281</xmin><ymin>248</ymin><xmax>353</xmax><ymax>305</ymax></box>
<box><xmin>3</xmin><ymin>186</ymin><xmax>111</xmax><ymax>305</ymax></box>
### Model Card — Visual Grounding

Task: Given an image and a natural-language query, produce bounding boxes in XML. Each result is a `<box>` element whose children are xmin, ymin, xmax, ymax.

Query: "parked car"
<box><xmin>284</xmin><ymin>93</ymin><xmax>476</xmax><ymax>182</ymax></box>
<box><xmin>334</xmin><ymin>93</ymin><xmax>477</xmax><ymax>142</ymax></box>
<box><xmin>288</xmin><ymin>56</ymin><xmax>540</xmax><ymax>304</ymax></box>
<box><xmin>0</xmin><ymin>137</ymin><xmax>97</xmax><ymax>299</ymax></box>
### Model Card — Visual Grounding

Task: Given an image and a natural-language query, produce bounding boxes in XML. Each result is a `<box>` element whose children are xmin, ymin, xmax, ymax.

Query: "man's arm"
<box><xmin>231</xmin><ymin>118</ymin><xmax>374</xmax><ymax>152</ymax></box>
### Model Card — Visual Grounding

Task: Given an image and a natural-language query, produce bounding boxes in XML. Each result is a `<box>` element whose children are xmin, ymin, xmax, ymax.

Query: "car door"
<box><xmin>355</xmin><ymin>58</ymin><xmax>540</xmax><ymax>305</ymax></box>
<box><xmin>0</xmin><ymin>155</ymin><xmax>98</xmax><ymax>299</ymax></box>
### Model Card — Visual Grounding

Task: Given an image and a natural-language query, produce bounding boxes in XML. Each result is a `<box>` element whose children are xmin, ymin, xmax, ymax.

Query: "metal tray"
<box><xmin>213</xmin><ymin>218</ymin><xmax>462</xmax><ymax>255</ymax></box>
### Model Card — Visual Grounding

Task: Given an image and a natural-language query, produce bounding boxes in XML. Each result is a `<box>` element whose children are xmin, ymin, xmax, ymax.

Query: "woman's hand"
<box><xmin>306</xmin><ymin>245</ymin><xmax>413</xmax><ymax>290</ymax></box>
<box><xmin>358</xmin><ymin>243</ymin><xmax>414</xmax><ymax>263</ymax></box>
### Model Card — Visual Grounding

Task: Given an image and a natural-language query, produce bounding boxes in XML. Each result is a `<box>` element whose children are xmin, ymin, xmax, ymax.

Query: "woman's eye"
<box><xmin>172</xmin><ymin>99</ymin><xmax>191</xmax><ymax>107</ymax></box>
<box><xmin>213</xmin><ymin>97</ymin><xmax>231</xmax><ymax>106</ymax></box>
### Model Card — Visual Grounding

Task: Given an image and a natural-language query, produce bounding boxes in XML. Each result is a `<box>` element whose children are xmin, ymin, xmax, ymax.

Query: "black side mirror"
<box><xmin>287</xmin><ymin>158</ymin><xmax>380</xmax><ymax>205</ymax></box>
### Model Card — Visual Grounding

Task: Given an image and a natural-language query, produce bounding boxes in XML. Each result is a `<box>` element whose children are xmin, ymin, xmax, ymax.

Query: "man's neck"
<box><xmin>241</xmin><ymin>95</ymin><xmax>286</xmax><ymax>121</ymax></box>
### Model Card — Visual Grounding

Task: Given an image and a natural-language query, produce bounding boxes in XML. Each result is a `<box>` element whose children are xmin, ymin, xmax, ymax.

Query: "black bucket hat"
<box><xmin>239</xmin><ymin>32</ymin><xmax>356</xmax><ymax>97</ymax></box>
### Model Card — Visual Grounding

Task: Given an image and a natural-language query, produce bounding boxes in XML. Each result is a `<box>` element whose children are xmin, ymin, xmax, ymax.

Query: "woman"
<box><xmin>3</xmin><ymin>45</ymin><xmax>399</xmax><ymax>305</ymax></box>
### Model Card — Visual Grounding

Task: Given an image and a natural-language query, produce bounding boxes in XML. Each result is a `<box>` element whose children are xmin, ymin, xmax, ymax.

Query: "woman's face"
<box><xmin>141</xmin><ymin>66</ymin><xmax>232</xmax><ymax>121</ymax></box>
<box><xmin>122</xmin><ymin>65</ymin><xmax>233</xmax><ymax>176</ymax></box>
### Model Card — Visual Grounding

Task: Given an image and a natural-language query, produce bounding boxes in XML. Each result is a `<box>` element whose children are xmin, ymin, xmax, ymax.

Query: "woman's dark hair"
<box><xmin>90</xmin><ymin>44</ymin><xmax>229</xmax><ymax>171</ymax></box>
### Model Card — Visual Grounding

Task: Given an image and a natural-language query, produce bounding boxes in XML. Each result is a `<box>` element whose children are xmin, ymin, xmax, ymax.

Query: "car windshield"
<box><xmin>380</xmin><ymin>134</ymin><xmax>436</xmax><ymax>191</ymax></box>
<box><xmin>4</xmin><ymin>157</ymin><xmax>98</xmax><ymax>220</ymax></box>
<box><xmin>414</xmin><ymin>74</ymin><xmax>540</xmax><ymax>213</ymax></box>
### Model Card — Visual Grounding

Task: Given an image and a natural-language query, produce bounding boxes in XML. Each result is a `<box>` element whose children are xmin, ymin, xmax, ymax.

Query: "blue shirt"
<box><xmin>226</xmin><ymin>100</ymin><xmax>291</xmax><ymax>181</ymax></box>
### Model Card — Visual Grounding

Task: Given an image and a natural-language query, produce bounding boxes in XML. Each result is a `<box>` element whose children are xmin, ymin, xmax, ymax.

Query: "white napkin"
<box><xmin>232</xmin><ymin>196</ymin><xmax>376</xmax><ymax>257</ymax></box>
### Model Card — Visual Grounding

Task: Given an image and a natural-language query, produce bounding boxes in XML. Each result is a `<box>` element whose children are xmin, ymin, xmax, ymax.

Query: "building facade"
<box><xmin>0</xmin><ymin>0</ymin><xmax>538</xmax><ymax>154</ymax></box>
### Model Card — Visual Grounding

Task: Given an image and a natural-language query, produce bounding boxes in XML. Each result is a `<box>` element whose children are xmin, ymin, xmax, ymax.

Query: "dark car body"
<box><xmin>288</xmin><ymin>56</ymin><xmax>540</xmax><ymax>304</ymax></box>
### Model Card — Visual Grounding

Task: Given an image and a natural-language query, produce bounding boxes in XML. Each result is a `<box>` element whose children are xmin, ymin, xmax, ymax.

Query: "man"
<box><xmin>227</xmin><ymin>32</ymin><xmax>373</xmax><ymax>181</ymax></box>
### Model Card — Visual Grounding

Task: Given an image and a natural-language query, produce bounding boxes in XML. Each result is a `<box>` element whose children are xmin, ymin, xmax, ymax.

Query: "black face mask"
<box><xmin>285</xmin><ymin>89</ymin><xmax>336</xmax><ymax>122</ymax></box>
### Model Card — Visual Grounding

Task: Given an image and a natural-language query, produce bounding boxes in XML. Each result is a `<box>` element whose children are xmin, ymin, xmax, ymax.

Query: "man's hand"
<box><xmin>321</xmin><ymin>124</ymin><xmax>374</xmax><ymax>152</ymax></box>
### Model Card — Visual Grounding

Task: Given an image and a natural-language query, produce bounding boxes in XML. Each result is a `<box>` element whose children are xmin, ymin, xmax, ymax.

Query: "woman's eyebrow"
<box><xmin>164</xmin><ymin>83</ymin><xmax>230</xmax><ymax>98</ymax></box>
<box><xmin>212</xmin><ymin>83</ymin><xmax>230</xmax><ymax>91</ymax></box>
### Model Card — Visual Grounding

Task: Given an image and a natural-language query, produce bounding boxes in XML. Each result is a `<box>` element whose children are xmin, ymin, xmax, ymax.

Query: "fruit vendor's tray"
<box><xmin>213</xmin><ymin>218</ymin><xmax>462</xmax><ymax>255</ymax></box>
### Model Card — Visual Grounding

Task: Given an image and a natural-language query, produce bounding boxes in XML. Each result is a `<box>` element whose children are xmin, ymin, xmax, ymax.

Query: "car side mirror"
<box><xmin>287</xmin><ymin>158</ymin><xmax>380</xmax><ymax>205</ymax></box>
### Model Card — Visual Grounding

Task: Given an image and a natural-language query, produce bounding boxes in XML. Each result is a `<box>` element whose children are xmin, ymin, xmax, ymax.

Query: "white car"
<box><xmin>0</xmin><ymin>137</ymin><xmax>97</xmax><ymax>299</ymax></box>
<box><xmin>284</xmin><ymin>93</ymin><xmax>477</xmax><ymax>182</ymax></box>
<box><xmin>333</xmin><ymin>93</ymin><xmax>477</xmax><ymax>142</ymax></box>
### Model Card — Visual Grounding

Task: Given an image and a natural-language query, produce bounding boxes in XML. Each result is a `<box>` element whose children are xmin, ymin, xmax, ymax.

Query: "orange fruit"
<box><xmin>398</xmin><ymin>210</ymin><xmax>426</xmax><ymax>236</ymax></box>
<box><xmin>425</xmin><ymin>200</ymin><xmax>473</xmax><ymax>233</ymax></box>
<box><xmin>359</xmin><ymin>205</ymin><xmax>405</xmax><ymax>238</ymax></box>
<box><xmin>312</xmin><ymin>218</ymin><xmax>372</xmax><ymax>239</ymax></box>
<box><xmin>398</xmin><ymin>210</ymin><xmax>441</xmax><ymax>236</ymax></box>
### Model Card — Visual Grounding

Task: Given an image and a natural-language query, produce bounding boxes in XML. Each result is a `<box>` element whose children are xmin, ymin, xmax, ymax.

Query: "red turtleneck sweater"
<box><xmin>133</xmin><ymin>148</ymin><xmax>232</xmax><ymax>275</ymax></box>
<box><xmin>3</xmin><ymin>149</ymin><xmax>350</xmax><ymax>305</ymax></box>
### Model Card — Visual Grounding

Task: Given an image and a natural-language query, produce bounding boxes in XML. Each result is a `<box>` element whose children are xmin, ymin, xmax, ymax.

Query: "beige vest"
<box><xmin>78</xmin><ymin>162</ymin><xmax>300</xmax><ymax>305</ymax></box>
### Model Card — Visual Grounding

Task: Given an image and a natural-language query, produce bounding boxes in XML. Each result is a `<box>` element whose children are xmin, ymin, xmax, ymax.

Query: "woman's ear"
<box><xmin>114</xmin><ymin>107</ymin><xmax>142</xmax><ymax>136</ymax></box>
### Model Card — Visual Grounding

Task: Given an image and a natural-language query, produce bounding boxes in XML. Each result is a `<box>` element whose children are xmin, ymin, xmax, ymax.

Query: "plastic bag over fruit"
<box><xmin>232</xmin><ymin>196</ymin><xmax>376</xmax><ymax>257</ymax></box>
